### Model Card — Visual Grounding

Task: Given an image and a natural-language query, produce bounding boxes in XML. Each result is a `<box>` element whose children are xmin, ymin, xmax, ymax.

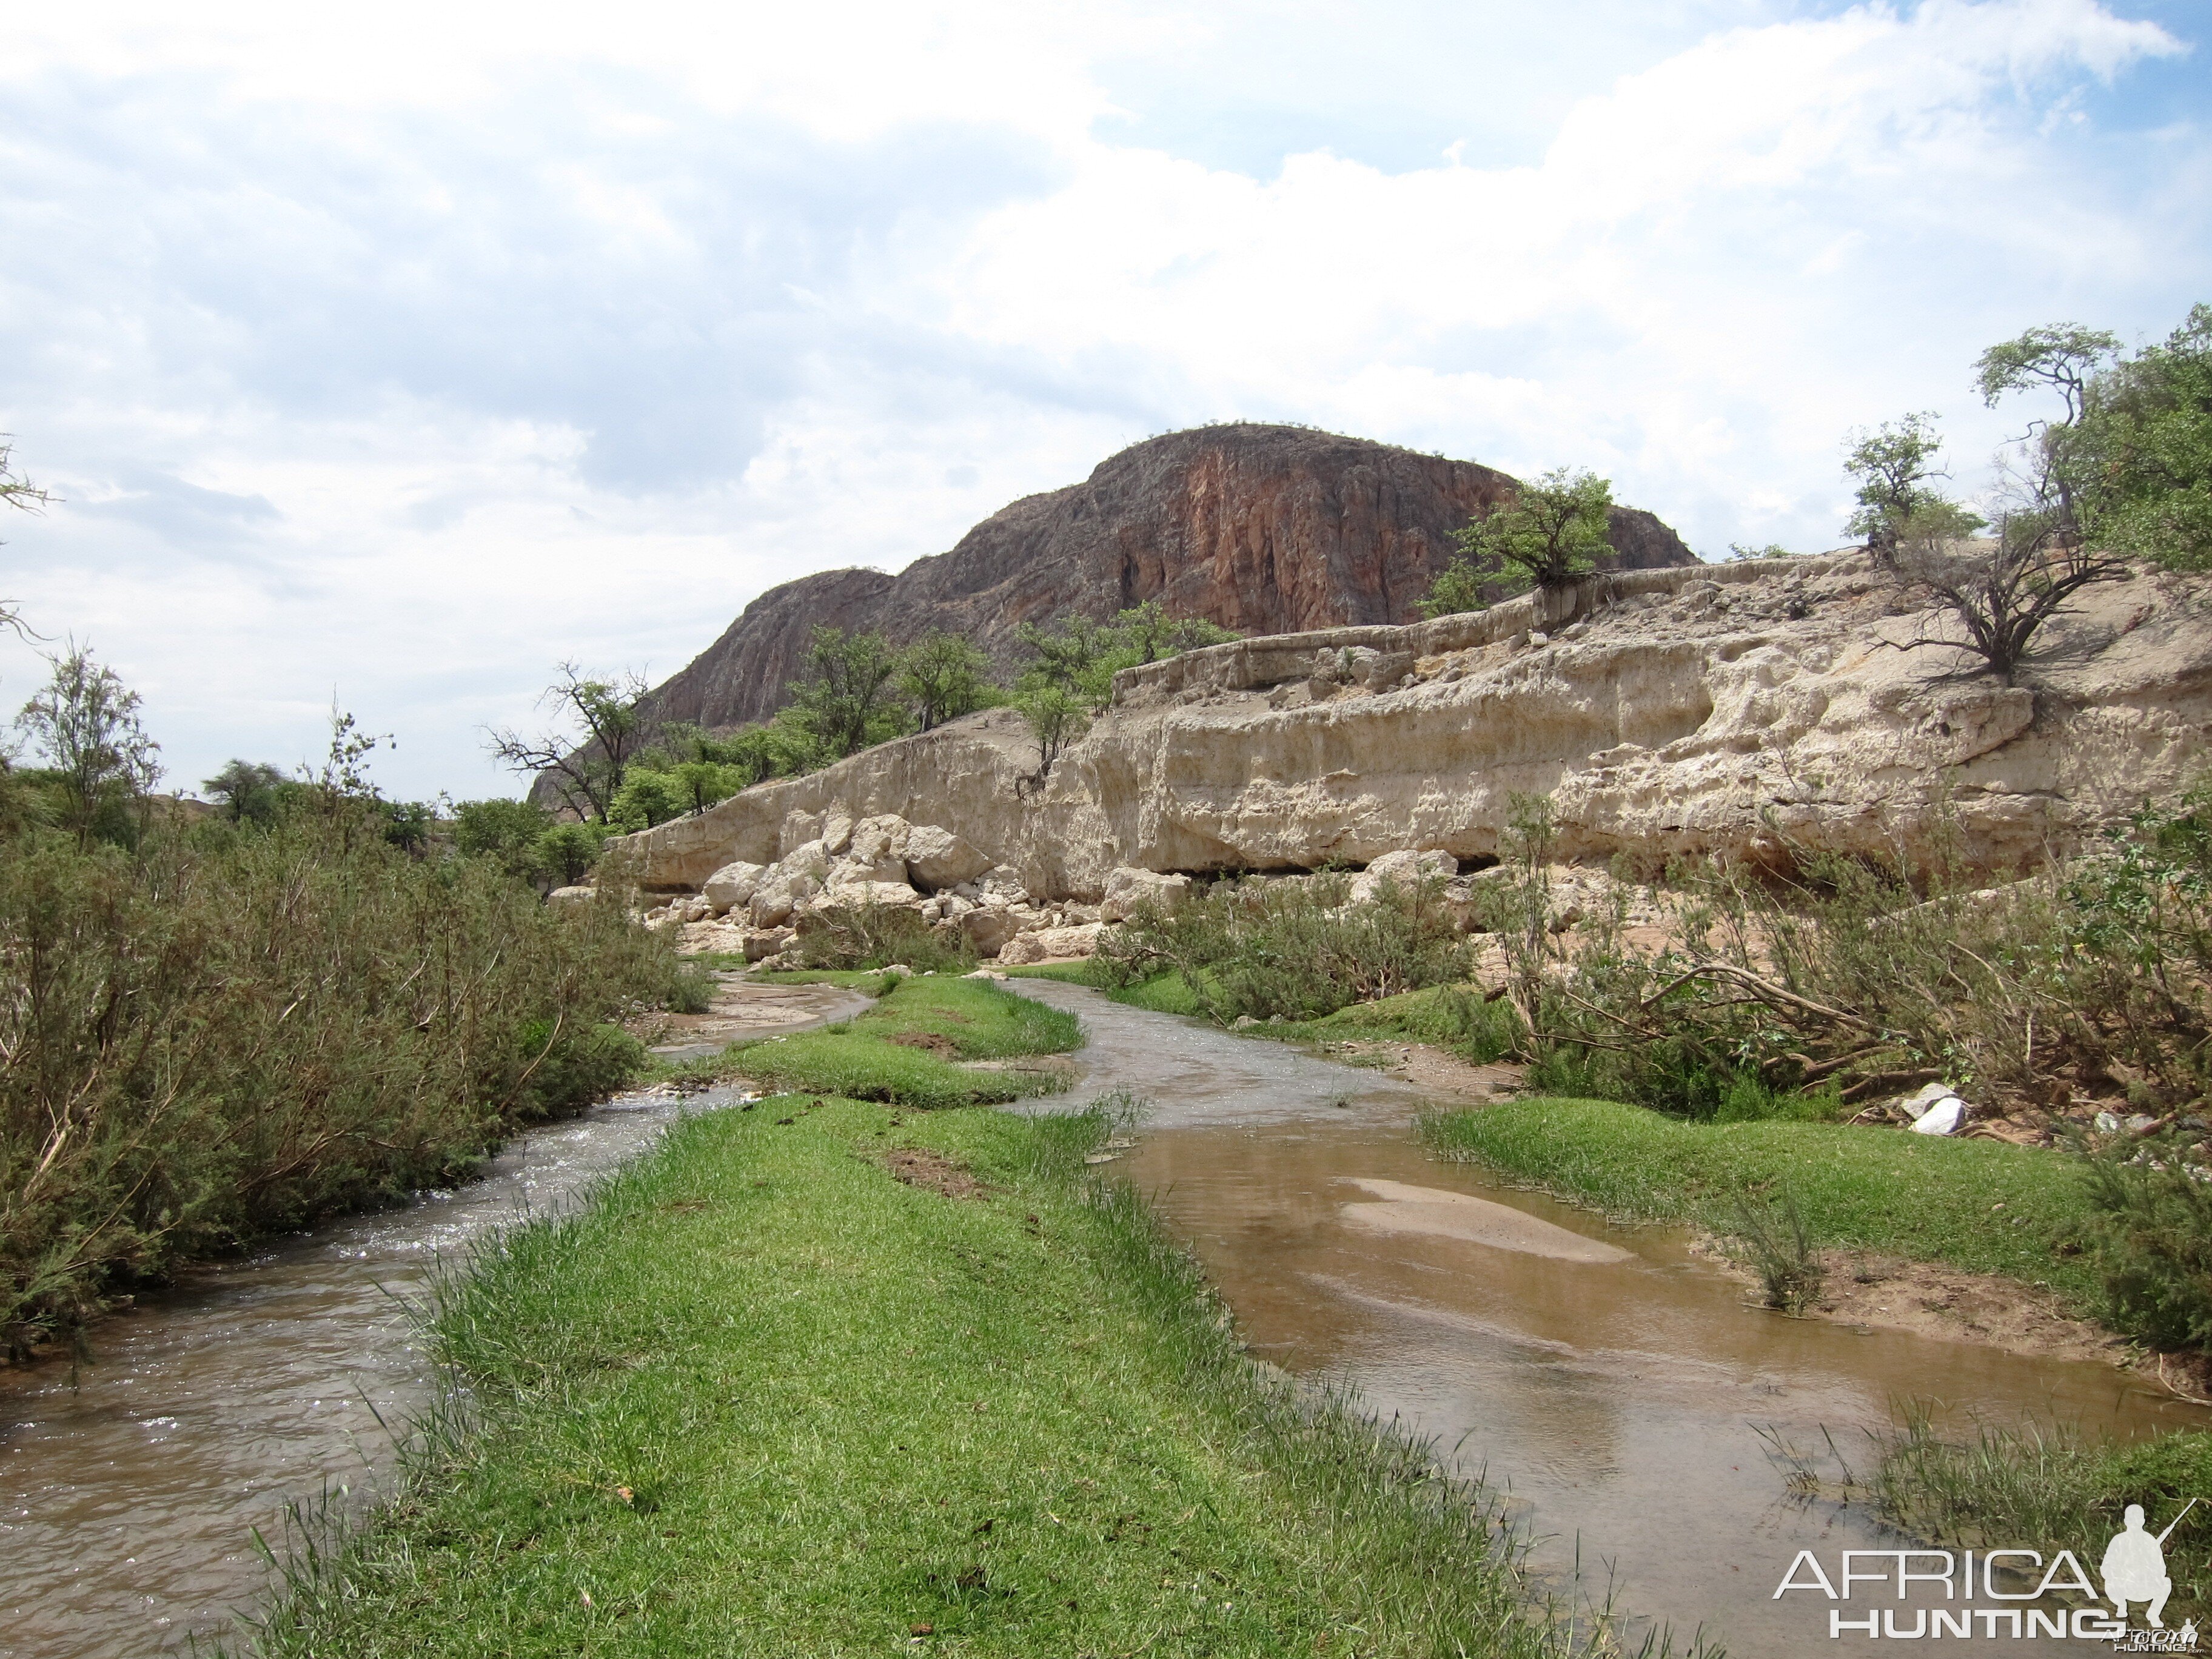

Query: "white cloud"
<box><xmin>0</xmin><ymin>0</ymin><xmax>2201</xmax><ymax>799</ymax></box>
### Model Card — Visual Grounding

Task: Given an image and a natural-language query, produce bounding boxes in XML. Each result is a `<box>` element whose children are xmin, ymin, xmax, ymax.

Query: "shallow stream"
<box><xmin>0</xmin><ymin>979</ymin><xmax>865</xmax><ymax>1659</ymax></box>
<box><xmin>6</xmin><ymin>974</ymin><xmax>2203</xmax><ymax>1656</ymax></box>
<box><xmin>1013</xmin><ymin>979</ymin><xmax>2211</xmax><ymax>1657</ymax></box>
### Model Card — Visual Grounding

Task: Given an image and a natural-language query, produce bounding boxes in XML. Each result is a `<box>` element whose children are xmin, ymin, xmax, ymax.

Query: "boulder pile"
<box><xmin>637</xmin><ymin>829</ymin><xmax>1669</xmax><ymax>973</ymax></box>
<box><xmin>642</xmin><ymin>810</ymin><xmax>1140</xmax><ymax>968</ymax></box>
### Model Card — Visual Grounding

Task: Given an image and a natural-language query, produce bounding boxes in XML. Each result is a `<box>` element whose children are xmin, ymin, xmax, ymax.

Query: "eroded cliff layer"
<box><xmin>612</xmin><ymin>554</ymin><xmax>2212</xmax><ymax>896</ymax></box>
<box><xmin>645</xmin><ymin>423</ymin><xmax>1695</xmax><ymax>731</ymax></box>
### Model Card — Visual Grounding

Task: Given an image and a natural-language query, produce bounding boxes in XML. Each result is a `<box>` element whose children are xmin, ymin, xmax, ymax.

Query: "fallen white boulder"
<box><xmin>905</xmin><ymin>823</ymin><xmax>994</xmax><ymax>891</ymax></box>
<box><xmin>999</xmin><ymin>922</ymin><xmax>1105</xmax><ymax>965</ymax></box>
<box><xmin>702</xmin><ymin>860</ymin><xmax>766</xmax><ymax>914</ymax></box>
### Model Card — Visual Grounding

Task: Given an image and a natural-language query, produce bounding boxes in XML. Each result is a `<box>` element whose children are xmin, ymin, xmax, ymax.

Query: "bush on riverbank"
<box><xmin>1095</xmin><ymin>870</ymin><xmax>1470</xmax><ymax>1023</ymax></box>
<box><xmin>247</xmin><ymin>1095</ymin><xmax>1648</xmax><ymax>1658</ymax></box>
<box><xmin>1492</xmin><ymin>787</ymin><xmax>2212</xmax><ymax>1124</ymax></box>
<box><xmin>0</xmin><ymin>809</ymin><xmax>677</xmax><ymax>1357</ymax></box>
<box><xmin>1869</xmin><ymin>1410</ymin><xmax>2212</xmax><ymax>1617</ymax></box>
<box><xmin>794</xmin><ymin>898</ymin><xmax>976</xmax><ymax>973</ymax></box>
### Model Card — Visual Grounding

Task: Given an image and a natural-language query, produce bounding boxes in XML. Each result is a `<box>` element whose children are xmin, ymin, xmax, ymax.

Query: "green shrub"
<box><xmin>1101</xmin><ymin>871</ymin><xmax>1469</xmax><ymax>1024</ymax></box>
<box><xmin>1729</xmin><ymin>1185</ymin><xmax>1825</xmax><ymax>1312</ymax></box>
<box><xmin>666</xmin><ymin>960</ymin><xmax>717</xmax><ymax>1014</ymax></box>
<box><xmin>1500</xmin><ymin>783</ymin><xmax>2212</xmax><ymax>1120</ymax></box>
<box><xmin>794</xmin><ymin>900</ymin><xmax>973</xmax><ymax>973</ymax></box>
<box><xmin>515</xmin><ymin>1021</ymin><xmax>651</xmax><ymax>1117</ymax></box>
<box><xmin>2082</xmin><ymin>1125</ymin><xmax>2212</xmax><ymax>1350</ymax></box>
<box><xmin>0</xmin><ymin>808</ymin><xmax>674</xmax><ymax>1355</ymax></box>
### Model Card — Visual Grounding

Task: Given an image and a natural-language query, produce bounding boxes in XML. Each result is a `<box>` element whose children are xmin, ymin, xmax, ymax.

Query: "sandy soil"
<box><xmin>1312</xmin><ymin>1039</ymin><xmax>1527</xmax><ymax>1102</ymax></box>
<box><xmin>876</xmin><ymin>1146</ymin><xmax>990</xmax><ymax>1201</ymax></box>
<box><xmin>1688</xmin><ymin>1234</ymin><xmax>2138</xmax><ymax>1368</ymax></box>
<box><xmin>1338</xmin><ymin>1178</ymin><xmax>1634</xmax><ymax>1263</ymax></box>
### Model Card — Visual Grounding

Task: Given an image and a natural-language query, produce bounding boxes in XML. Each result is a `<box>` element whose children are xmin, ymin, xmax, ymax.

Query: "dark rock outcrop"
<box><xmin>645</xmin><ymin>424</ymin><xmax>1697</xmax><ymax>731</ymax></box>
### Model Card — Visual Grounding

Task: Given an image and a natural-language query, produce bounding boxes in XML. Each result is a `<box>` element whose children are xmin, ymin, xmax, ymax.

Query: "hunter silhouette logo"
<box><xmin>1771</xmin><ymin>1498</ymin><xmax>2202</xmax><ymax>1642</ymax></box>
<box><xmin>2105</xmin><ymin>1500</ymin><xmax>2196</xmax><ymax>1631</ymax></box>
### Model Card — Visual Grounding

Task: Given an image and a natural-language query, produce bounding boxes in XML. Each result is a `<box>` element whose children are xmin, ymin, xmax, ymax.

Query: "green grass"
<box><xmin>1427</xmin><ymin>1096</ymin><xmax>2100</xmax><ymax>1305</ymax></box>
<box><xmin>759</xmin><ymin>967</ymin><xmax>908</xmax><ymax>989</ymax></box>
<box><xmin>717</xmin><ymin>1032</ymin><xmax>1058</xmax><ymax>1109</ymax></box>
<box><xmin>1863</xmin><ymin>1410</ymin><xmax>2212</xmax><ymax>1614</ymax></box>
<box><xmin>677</xmin><ymin>974</ymin><xmax>1085</xmax><ymax>1110</ymax></box>
<box><xmin>848</xmin><ymin>974</ymin><xmax>1084</xmax><ymax>1059</ymax></box>
<box><xmin>247</xmin><ymin>1099</ymin><xmax>1589</xmax><ymax>1658</ymax></box>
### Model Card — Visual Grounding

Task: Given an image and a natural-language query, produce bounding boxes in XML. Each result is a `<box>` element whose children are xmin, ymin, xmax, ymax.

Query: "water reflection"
<box><xmin>1014</xmin><ymin>979</ymin><xmax>2206</xmax><ymax>1657</ymax></box>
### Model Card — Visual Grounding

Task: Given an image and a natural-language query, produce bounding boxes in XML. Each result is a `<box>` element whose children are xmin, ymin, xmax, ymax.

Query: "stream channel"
<box><xmin>1012</xmin><ymin>979</ymin><xmax>2212</xmax><ymax>1657</ymax></box>
<box><xmin>4</xmin><ymin>974</ymin><xmax>2205</xmax><ymax>1656</ymax></box>
<box><xmin>0</xmin><ymin>979</ymin><xmax>868</xmax><ymax>1659</ymax></box>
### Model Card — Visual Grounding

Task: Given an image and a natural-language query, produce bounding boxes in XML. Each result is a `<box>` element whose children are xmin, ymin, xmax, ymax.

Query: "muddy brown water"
<box><xmin>0</xmin><ymin>979</ymin><xmax>866</xmax><ymax>1659</ymax></box>
<box><xmin>8</xmin><ymin>973</ymin><xmax>2204</xmax><ymax>1657</ymax></box>
<box><xmin>1012</xmin><ymin>980</ymin><xmax>2212</xmax><ymax>1657</ymax></box>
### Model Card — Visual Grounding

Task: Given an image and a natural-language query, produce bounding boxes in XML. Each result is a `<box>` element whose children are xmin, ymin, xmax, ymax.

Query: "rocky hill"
<box><xmin>643</xmin><ymin>423</ymin><xmax>1696</xmax><ymax>731</ymax></box>
<box><xmin>607</xmin><ymin>554</ymin><xmax>2212</xmax><ymax>969</ymax></box>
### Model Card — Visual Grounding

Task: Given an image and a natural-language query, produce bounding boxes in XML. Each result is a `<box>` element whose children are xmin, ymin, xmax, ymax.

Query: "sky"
<box><xmin>0</xmin><ymin>0</ymin><xmax>2205</xmax><ymax>801</ymax></box>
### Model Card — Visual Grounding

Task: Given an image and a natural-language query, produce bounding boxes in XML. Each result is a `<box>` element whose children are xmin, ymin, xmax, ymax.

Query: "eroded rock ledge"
<box><xmin>609</xmin><ymin>554</ymin><xmax>2212</xmax><ymax>924</ymax></box>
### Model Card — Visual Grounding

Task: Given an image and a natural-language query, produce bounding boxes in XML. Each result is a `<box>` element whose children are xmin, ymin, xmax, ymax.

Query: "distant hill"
<box><xmin>641</xmin><ymin>423</ymin><xmax>1698</xmax><ymax>732</ymax></box>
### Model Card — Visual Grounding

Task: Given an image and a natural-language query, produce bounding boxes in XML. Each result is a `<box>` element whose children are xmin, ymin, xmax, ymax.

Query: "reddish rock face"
<box><xmin>646</xmin><ymin>423</ymin><xmax>1696</xmax><ymax>731</ymax></box>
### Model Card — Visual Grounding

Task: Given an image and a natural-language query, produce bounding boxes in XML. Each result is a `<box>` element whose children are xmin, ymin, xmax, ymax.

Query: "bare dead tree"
<box><xmin>1</xmin><ymin>438</ymin><xmax>54</xmax><ymax>641</ymax></box>
<box><xmin>484</xmin><ymin>662</ymin><xmax>652</xmax><ymax>822</ymax></box>
<box><xmin>1882</xmin><ymin>447</ymin><xmax>2131</xmax><ymax>686</ymax></box>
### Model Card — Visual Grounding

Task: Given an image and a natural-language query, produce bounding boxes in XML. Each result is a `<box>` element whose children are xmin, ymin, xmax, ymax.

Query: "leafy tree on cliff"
<box><xmin>1453</xmin><ymin>468</ymin><xmax>1614</xmax><ymax>590</ymax></box>
<box><xmin>1415</xmin><ymin>556</ymin><xmax>1490</xmax><ymax>618</ymax></box>
<box><xmin>1842</xmin><ymin>415</ymin><xmax>1987</xmax><ymax>561</ymax></box>
<box><xmin>1991</xmin><ymin>303</ymin><xmax>2212</xmax><ymax>573</ymax></box>
<box><xmin>1014</xmin><ymin>614</ymin><xmax>1114</xmax><ymax>706</ymax></box>
<box><xmin>897</xmin><ymin>632</ymin><xmax>999</xmax><ymax>732</ymax></box>
<box><xmin>782</xmin><ymin>626</ymin><xmax>913</xmax><ymax>761</ymax></box>
<box><xmin>485</xmin><ymin>663</ymin><xmax>652</xmax><ymax>823</ymax></box>
<box><xmin>1017</xmin><ymin>605</ymin><xmax>1238</xmax><ymax>713</ymax></box>
<box><xmin>1012</xmin><ymin>683</ymin><xmax>1087</xmax><ymax>793</ymax></box>
<box><xmin>1110</xmin><ymin>600</ymin><xmax>1237</xmax><ymax>663</ymax></box>
<box><xmin>1846</xmin><ymin>412</ymin><xmax>2127</xmax><ymax>687</ymax></box>
<box><xmin>610</xmin><ymin>768</ymin><xmax>687</xmax><ymax>832</ymax></box>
